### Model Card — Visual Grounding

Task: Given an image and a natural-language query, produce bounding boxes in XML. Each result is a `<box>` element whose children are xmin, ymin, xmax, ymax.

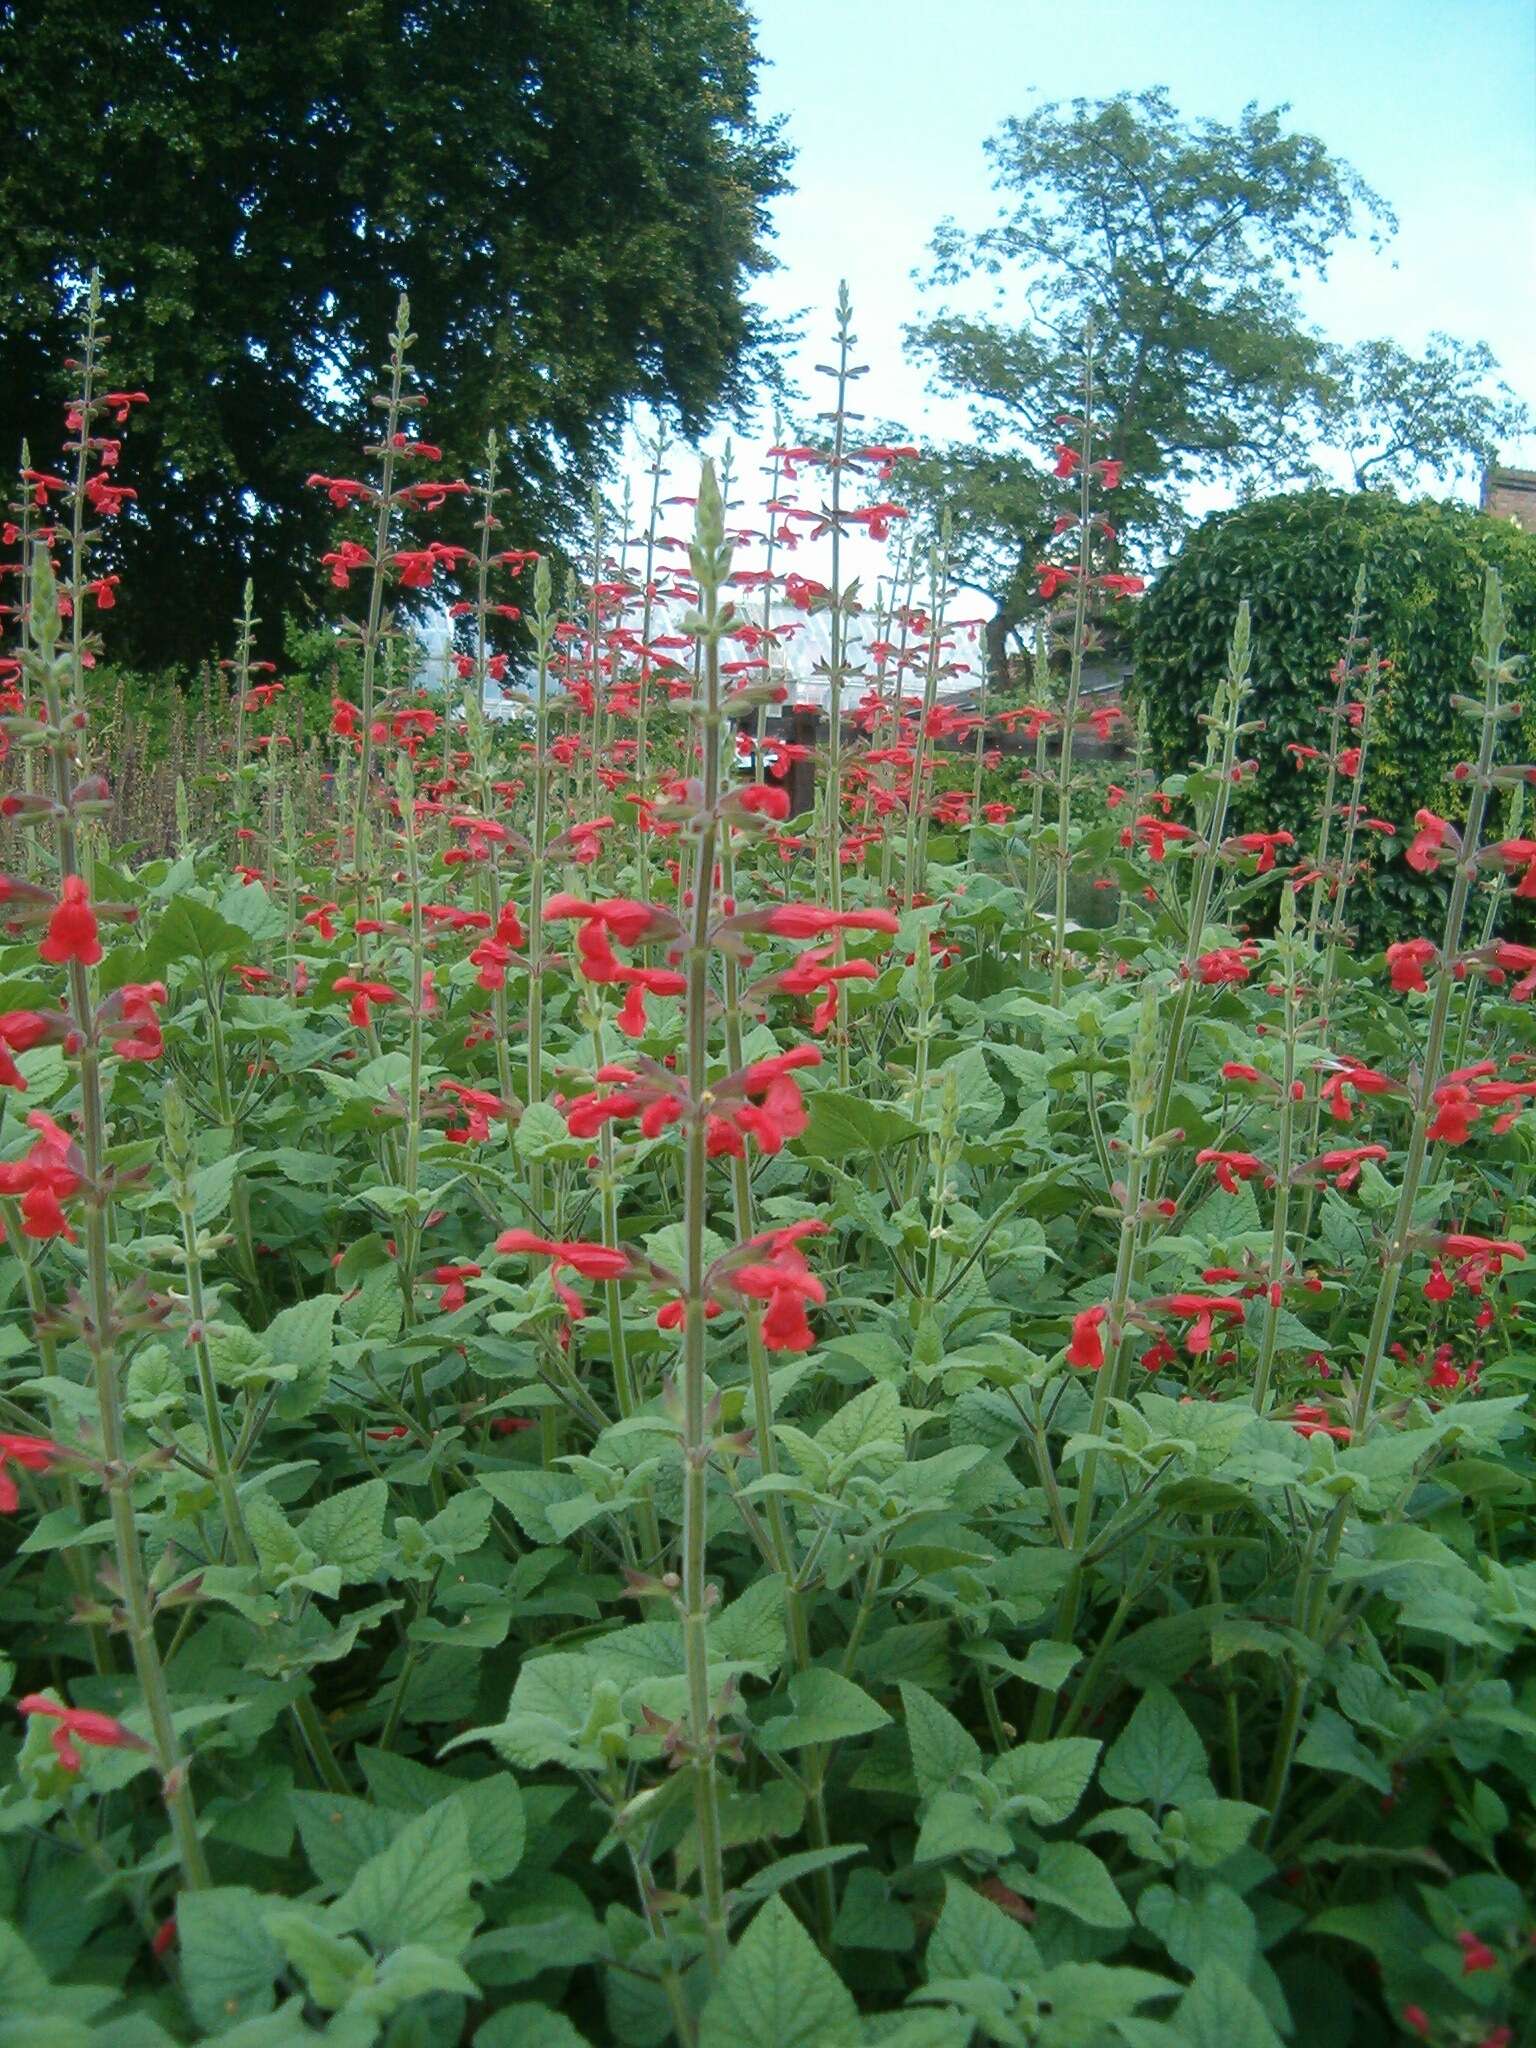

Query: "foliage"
<box><xmin>0</xmin><ymin>0</ymin><xmax>791</xmax><ymax>668</ymax></box>
<box><xmin>903</xmin><ymin>89</ymin><xmax>1394</xmax><ymax>659</ymax></box>
<box><xmin>1134</xmin><ymin>488</ymin><xmax>1536</xmax><ymax>934</ymax></box>
<box><xmin>1314</xmin><ymin>333</ymin><xmax>1532</xmax><ymax>494</ymax></box>
<box><xmin>1</xmin><ymin>294</ymin><xmax>1534</xmax><ymax>2048</ymax></box>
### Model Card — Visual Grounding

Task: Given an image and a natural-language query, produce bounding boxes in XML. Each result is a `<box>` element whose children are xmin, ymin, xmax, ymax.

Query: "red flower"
<box><xmin>1050</xmin><ymin>445</ymin><xmax>1080</xmax><ymax>480</ymax></box>
<box><xmin>1386</xmin><ymin>938</ymin><xmax>1436</xmax><ymax>993</ymax></box>
<box><xmin>100</xmin><ymin>982</ymin><xmax>166</xmax><ymax>1062</ymax></box>
<box><xmin>0</xmin><ymin>1112</ymin><xmax>83</xmax><ymax>1240</ymax></box>
<box><xmin>1135</xmin><ymin>817</ymin><xmax>1195</xmax><ymax>862</ymax></box>
<box><xmin>1227</xmin><ymin>830</ymin><xmax>1294</xmax><ymax>874</ymax></box>
<box><xmin>321</xmin><ymin>540</ymin><xmax>372</xmax><ymax>589</ymax></box>
<box><xmin>1456</xmin><ymin>1930</ymin><xmax>1498</xmax><ymax>1976</ymax></box>
<box><xmin>0</xmin><ymin>1431</ymin><xmax>63</xmax><ymax>1513</ymax></box>
<box><xmin>494</xmin><ymin>1229</ymin><xmax>631</xmax><ymax>1280</ymax></box>
<box><xmin>1158</xmin><ymin>1292</ymin><xmax>1246</xmax><ymax>1357</ymax></box>
<box><xmin>1196</xmin><ymin>1149</ymin><xmax>1264</xmax><ymax>1194</ymax></box>
<box><xmin>1195</xmin><ymin>944</ymin><xmax>1259</xmax><ymax>986</ymax></box>
<box><xmin>1404</xmin><ymin>809</ymin><xmax>1457</xmax><ymax>874</ymax></box>
<box><xmin>1290</xmin><ymin>1403</ymin><xmax>1350</xmax><ymax>1442</ymax></box>
<box><xmin>1066</xmin><ymin>1305</ymin><xmax>1107</xmax><ymax>1370</ymax></box>
<box><xmin>1034</xmin><ymin>563</ymin><xmax>1076</xmax><ymax>601</ymax></box>
<box><xmin>38</xmin><ymin>875</ymin><xmax>101</xmax><ymax>966</ymax></box>
<box><xmin>1313</xmin><ymin>1144</ymin><xmax>1388</xmax><ymax>1192</ymax></box>
<box><xmin>333</xmin><ymin>977</ymin><xmax>402</xmax><ymax>1029</ymax></box>
<box><xmin>721</xmin><ymin>1222</ymin><xmax>828</xmax><ymax>1353</ymax></box>
<box><xmin>496</xmin><ymin>1229</ymin><xmax>634</xmax><ymax>1324</ymax></box>
<box><xmin>1319</xmin><ymin>1059</ymin><xmax>1400</xmax><ymax>1123</ymax></box>
<box><xmin>17</xmin><ymin>1694</ymin><xmax>150</xmax><ymax>1772</ymax></box>
<box><xmin>543</xmin><ymin>893</ymin><xmax>683</xmax><ymax>948</ymax></box>
<box><xmin>752</xmin><ymin>904</ymin><xmax>901</xmax><ymax>939</ymax></box>
<box><xmin>432</xmin><ymin>1264</ymin><xmax>482</xmax><ymax>1314</ymax></box>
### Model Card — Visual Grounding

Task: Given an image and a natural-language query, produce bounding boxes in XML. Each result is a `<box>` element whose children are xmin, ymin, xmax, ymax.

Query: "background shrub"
<box><xmin>1133</xmin><ymin>490</ymin><xmax>1536</xmax><ymax>935</ymax></box>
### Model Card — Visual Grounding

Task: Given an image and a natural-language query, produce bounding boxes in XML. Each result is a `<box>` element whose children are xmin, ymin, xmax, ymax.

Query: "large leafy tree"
<box><xmin>0</xmin><ymin>0</ymin><xmax>790</xmax><ymax>665</ymax></box>
<box><xmin>904</xmin><ymin>89</ymin><xmax>1395</xmax><ymax>667</ymax></box>
<box><xmin>1313</xmin><ymin>332</ymin><xmax>1531</xmax><ymax>492</ymax></box>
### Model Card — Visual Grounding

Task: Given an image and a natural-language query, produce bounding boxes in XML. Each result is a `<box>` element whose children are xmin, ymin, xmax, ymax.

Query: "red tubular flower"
<box><xmin>1158</xmin><ymin>1293</ymin><xmax>1246</xmax><ymax>1357</ymax></box>
<box><xmin>722</xmin><ymin>1228</ymin><xmax>827</xmax><ymax>1353</ymax></box>
<box><xmin>38</xmin><ymin>875</ymin><xmax>101</xmax><ymax>966</ymax></box>
<box><xmin>432</xmin><ymin>1264</ymin><xmax>482</xmax><ymax>1313</ymax></box>
<box><xmin>1196</xmin><ymin>1149</ymin><xmax>1264</xmax><ymax>1194</ymax></box>
<box><xmin>1195</xmin><ymin>944</ymin><xmax>1259</xmax><ymax>986</ymax></box>
<box><xmin>469</xmin><ymin>937</ymin><xmax>512</xmax><ymax>991</ymax></box>
<box><xmin>1313</xmin><ymin>1144</ymin><xmax>1388</xmax><ymax>1192</ymax></box>
<box><xmin>1134</xmin><ymin>817</ymin><xmax>1195</xmax><ymax>862</ymax></box>
<box><xmin>1227</xmin><ymin>830</ymin><xmax>1295</xmax><ymax>874</ymax></box>
<box><xmin>1034</xmin><ymin>563</ymin><xmax>1077</xmax><ymax>601</ymax></box>
<box><xmin>99</xmin><ymin>982</ymin><xmax>166</xmax><ymax>1062</ymax></box>
<box><xmin>0</xmin><ymin>1112</ymin><xmax>83</xmax><ymax>1240</ymax></box>
<box><xmin>1066</xmin><ymin>1305</ymin><xmax>1106</xmax><ymax>1369</ymax></box>
<box><xmin>1456</xmin><ymin>1930</ymin><xmax>1498</xmax><ymax>1976</ymax></box>
<box><xmin>17</xmin><ymin>1694</ymin><xmax>150</xmax><ymax>1772</ymax></box>
<box><xmin>1423</xmin><ymin>1260</ymin><xmax>1455</xmax><ymax>1303</ymax></box>
<box><xmin>1404</xmin><ymin>808</ymin><xmax>1457</xmax><ymax>874</ymax></box>
<box><xmin>495</xmin><ymin>1229</ymin><xmax>630</xmax><ymax>1279</ymax></box>
<box><xmin>543</xmin><ymin>893</ymin><xmax>683</xmax><ymax>947</ymax></box>
<box><xmin>1290</xmin><ymin>1403</ymin><xmax>1350</xmax><ymax>1442</ymax></box>
<box><xmin>752</xmin><ymin>904</ymin><xmax>901</xmax><ymax>939</ymax></box>
<box><xmin>1386</xmin><ymin>938</ymin><xmax>1437</xmax><ymax>993</ymax></box>
<box><xmin>332</xmin><ymin>977</ymin><xmax>401</xmax><ymax>1029</ymax></box>
<box><xmin>1319</xmin><ymin>1059</ymin><xmax>1400</xmax><ymax>1123</ymax></box>
<box><xmin>0</xmin><ymin>1431</ymin><xmax>63</xmax><ymax>1512</ymax></box>
<box><xmin>770</xmin><ymin>946</ymin><xmax>879</xmax><ymax>1033</ymax></box>
<box><xmin>1050</xmin><ymin>445</ymin><xmax>1080</xmax><ymax>480</ymax></box>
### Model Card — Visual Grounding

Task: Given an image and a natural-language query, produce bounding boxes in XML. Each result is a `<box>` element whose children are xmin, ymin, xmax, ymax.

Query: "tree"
<box><xmin>0</xmin><ymin>0</ymin><xmax>790</xmax><ymax>667</ymax></box>
<box><xmin>904</xmin><ymin>89</ymin><xmax>1394</xmax><ymax>668</ymax></box>
<box><xmin>1314</xmin><ymin>333</ymin><xmax>1532</xmax><ymax>492</ymax></box>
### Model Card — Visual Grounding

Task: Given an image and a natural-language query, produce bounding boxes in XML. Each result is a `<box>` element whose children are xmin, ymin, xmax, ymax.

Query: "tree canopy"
<box><xmin>903</xmin><ymin>89</ymin><xmax>1490</xmax><ymax>663</ymax></box>
<box><xmin>0</xmin><ymin>0</ymin><xmax>791</xmax><ymax>666</ymax></box>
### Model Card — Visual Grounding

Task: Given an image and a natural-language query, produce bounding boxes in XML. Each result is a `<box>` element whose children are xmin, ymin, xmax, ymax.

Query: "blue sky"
<box><xmin>737</xmin><ymin>0</ymin><xmax>1536</xmax><ymax>473</ymax></box>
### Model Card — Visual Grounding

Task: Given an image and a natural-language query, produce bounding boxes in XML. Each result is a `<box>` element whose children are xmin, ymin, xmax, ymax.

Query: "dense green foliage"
<box><xmin>0</xmin><ymin>0</ymin><xmax>789</xmax><ymax>667</ymax></box>
<box><xmin>1135</xmin><ymin>490</ymin><xmax>1536</xmax><ymax>932</ymax></box>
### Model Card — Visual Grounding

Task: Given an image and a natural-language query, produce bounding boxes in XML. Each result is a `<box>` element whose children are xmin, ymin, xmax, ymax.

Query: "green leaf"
<box><xmin>925</xmin><ymin>1876</ymin><xmax>1038</xmax><ymax>1983</ymax></box>
<box><xmin>474</xmin><ymin>2005</ymin><xmax>596</xmax><ymax>2048</ymax></box>
<box><xmin>300</xmin><ymin>1479</ymin><xmax>387</xmax><ymax>1584</ymax></box>
<box><xmin>262</xmin><ymin>1908</ymin><xmax>370</xmax><ymax>2012</ymax></box>
<box><xmin>264</xmin><ymin>1294</ymin><xmax>339</xmax><ymax>1422</ymax></box>
<box><xmin>758</xmin><ymin>1668</ymin><xmax>892</xmax><ymax>1751</ymax></box>
<box><xmin>291</xmin><ymin>1793</ymin><xmax>399</xmax><ymax>1892</ymax></box>
<box><xmin>177</xmin><ymin>1887</ymin><xmax>283</xmax><ymax>2033</ymax></box>
<box><xmin>988</xmin><ymin>1738</ymin><xmax>1101</xmax><ymax>1827</ymax></box>
<box><xmin>1098</xmin><ymin>1686</ymin><xmax>1211</xmax><ymax>1812</ymax></box>
<box><xmin>1022</xmin><ymin>1842</ymin><xmax>1131</xmax><ymax>1929</ymax></box>
<box><xmin>832</xmin><ymin>1868</ymin><xmax>915</xmax><ymax>1953</ymax></box>
<box><xmin>1294</xmin><ymin>1707</ymin><xmax>1392</xmax><ymax>1795</ymax></box>
<box><xmin>334</xmin><ymin>1798</ymin><xmax>480</xmax><ymax>1957</ymax></box>
<box><xmin>1176</xmin><ymin>1799</ymin><xmax>1267</xmax><ymax>1868</ymax></box>
<box><xmin>799</xmin><ymin>1093</ymin><xmax>925</xmax><ymax>1160</ymax></box>
<box><xmin>817</xmin><ymin>1381</ymin><xmax>904</xmax><ymax>1467</ymax></box>
<box><xmin>1175</xmin><ymin>1961</ymin><xmax>1284</xmax><ymax>2048</ymax></box>
<box><xmin>192</xmin><ymin>1150</ymin><xmax>249</xmax><ymax>1227</ymax></box>
<box><xmin>901</xmin><ymin>1682</ymin><xmax>983</xmax><ymax>1801</ymax></box>
<box><xmin>699</xmin><ymin>1897</ymin><xmax>860</xmax><ymax>2048</ymax></box>
<box><xmin>356</xmin><ymin>1750</ymin><xmax>525</xmax><ymax>1882</ymax></box>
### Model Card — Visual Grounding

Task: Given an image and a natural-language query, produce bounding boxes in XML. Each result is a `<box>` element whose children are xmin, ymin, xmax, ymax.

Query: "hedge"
<box><xmin>1133</xmin><ymin>489</ymin><xmax>1536</xmax><ymax>937</ymax></box>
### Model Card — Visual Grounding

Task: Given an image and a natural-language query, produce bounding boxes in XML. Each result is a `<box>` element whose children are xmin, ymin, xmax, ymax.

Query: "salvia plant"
<box><xmin>0</xmin><ymin>276</ymin><xmax>1531</xmax><ymax>2048</ymax></box>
